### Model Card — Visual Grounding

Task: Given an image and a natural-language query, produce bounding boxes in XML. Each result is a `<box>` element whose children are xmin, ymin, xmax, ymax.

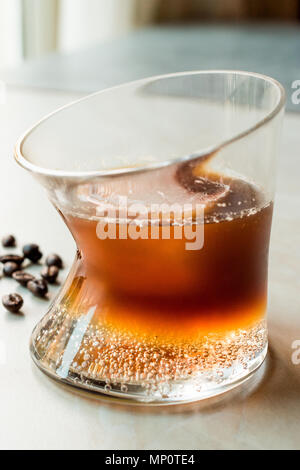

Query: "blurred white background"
<box><xmin>0</xmin><ymin>0</ymin><xmax>159</xmax><ymax>67</ymax></box>
<box><xmin>1</xmin><ymin>0</ymin><xmax>298</xmax><ymax>68</ymax></box>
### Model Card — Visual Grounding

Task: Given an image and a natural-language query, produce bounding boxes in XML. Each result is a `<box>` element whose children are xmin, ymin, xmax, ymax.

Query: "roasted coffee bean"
<box><xmin>41</xmin><ymin>266</ymin><xmax>59</xmax><ymax>284</ymax></box>
<box><xmin>3</xmin><ymin>262</ymin><xmax>19</xmax><ymax>277</ymax></box>
<box><xmin>2</xmin><ymin>293</ymin><xmax>23</xmax><ymax>313</ymax></box>
<box><xmin>12</xmin><ymin>270</ymin><xmax>35</xmax><ymax>287</ymax></box>
<box><xmin>46</xmin><ymin>254</ymin><xmax>63</xmax><ymax>269</ymax></box>
<box><xmin>2</xmin><ymin>234</ymin><xmax>16</xmax><ymax>248</ymax></box>
<box><xmin>0</xmin><ymin>254</ymin><xmax>24</xmax><ymax>266</ymax></box>
<box><xmin>22</xmin><ymin>244</ymin><xmax>42</xmax><ymax>263</ymax></box>
<box><xmin>27</xmin><ymin>279</ymin><xmax>48</xmax><ymax>297</ymax></box>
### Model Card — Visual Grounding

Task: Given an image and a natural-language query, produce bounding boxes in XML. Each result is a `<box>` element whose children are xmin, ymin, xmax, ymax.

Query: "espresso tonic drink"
<box><xmin>34</xmin><ymin>156</ymin><xmax>272</xmax><ymax>399</ymax></box>
<box><xmin>17</xmin><ymin>71</ymin><xmax>284</xmax><ymax>402</ymax></box>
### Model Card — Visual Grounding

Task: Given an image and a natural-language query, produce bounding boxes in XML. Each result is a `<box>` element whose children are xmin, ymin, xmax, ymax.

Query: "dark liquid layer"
<box><xmin>62</xmin><ymin>172</ymin><xmax>272</xmax><ymax>341</ymax></box>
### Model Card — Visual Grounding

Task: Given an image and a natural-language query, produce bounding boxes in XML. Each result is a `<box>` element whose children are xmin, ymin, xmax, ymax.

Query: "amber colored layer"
<box><xmin>61</xmin><ymin>201</ymin><xmax>272</xmax><ymax>342</ymax></box>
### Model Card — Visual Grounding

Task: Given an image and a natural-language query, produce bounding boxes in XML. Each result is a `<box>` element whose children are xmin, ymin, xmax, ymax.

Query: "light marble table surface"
<box><xmin>0</xmin><ymin>86</ymin><xmax>299</xmax><ymax>450</ymax></box>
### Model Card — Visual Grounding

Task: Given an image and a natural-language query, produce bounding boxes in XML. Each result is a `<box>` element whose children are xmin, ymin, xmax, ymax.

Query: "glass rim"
<box><xmin>14</xmin><ymin>69</ymin><xmax>286</xmax><ymax>180</ymax></box>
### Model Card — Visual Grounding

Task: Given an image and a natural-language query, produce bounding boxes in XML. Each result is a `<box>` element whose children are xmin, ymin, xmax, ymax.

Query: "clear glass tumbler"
<box><xmin>15</xmin><ymin>71</ymin><xmax>285</xmax><ymax>404</ymax></box>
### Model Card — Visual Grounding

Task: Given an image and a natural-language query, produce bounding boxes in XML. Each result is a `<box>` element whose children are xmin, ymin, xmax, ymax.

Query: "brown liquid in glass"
<box><xmin>62</xmin><ymin>160</ymin><xmax>273</xmax><ymax>345</ymax></box>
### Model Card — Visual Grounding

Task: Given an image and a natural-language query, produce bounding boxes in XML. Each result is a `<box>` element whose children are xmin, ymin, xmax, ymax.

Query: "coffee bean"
<box><xmin>2</xmin><ymin>293</ymin><xmax>23</xmax><ymax>313</ymax></box>
<box><xmin>12</xmin><ymin>270</ymin><xmax>35</xmax><ymax>287</ymax></box>
<box><xmin>46</xmin><ymin>254</ymin><xmax>63</xmax><ymax>269</ymax></box>
<box><xmin>23</xmin><ymin>244</ymin><xmax>42</xmax><ymax>263</ymax></box>
<box><xmin>0</xmin><ymin>254</ymin><xmax>24</xmax><ymax>266</ymax></box>
<box><xmin>3</xmin><ymin>262</ymin><xmax>19</xmax><ymax>277</ymax></box>
<box><xmin>27</xmin><ymin>279</ymin><xmax>48</xmax><ymax>297</ymax></box>
<box><xmin>41</xmin><ymin>266</ymin><xmax>59</xmax><ymax>284</ymax></box>
<box><xmin>2</xmin><ymin>235</ymin><xmax>16</xmax><ymax>248</ymax></box>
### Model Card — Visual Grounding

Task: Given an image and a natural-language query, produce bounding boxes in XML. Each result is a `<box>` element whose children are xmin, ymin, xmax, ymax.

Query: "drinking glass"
<box><xmin>15</xmin><ymin>71</ymin><xmax>285</xmax><ymax>403</ymax></box>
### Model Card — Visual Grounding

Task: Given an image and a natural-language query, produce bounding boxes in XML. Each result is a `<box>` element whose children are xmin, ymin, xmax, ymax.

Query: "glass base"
<box><xmin>30</xmin><ymin>302</ymin><xmax>268</xmax><ymax>404</ymax></box>
<box><xmin>31</xmin><ymin>343</ymin><xmax>267</xmax><ymax>405</ymax></box>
